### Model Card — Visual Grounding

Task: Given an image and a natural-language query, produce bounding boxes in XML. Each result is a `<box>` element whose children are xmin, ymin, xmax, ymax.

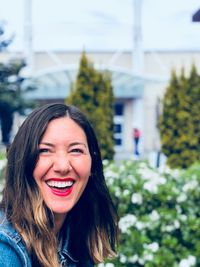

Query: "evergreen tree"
<box><xmin>67</xmin><ymin>51</ymin><xmax>114</xmax><ymax>160</ymax></box>
<box><xmin>0</xmin><ymin>24</ymin><xmax>35</xmax><ymax>146</ymax></box>
<box><xmin>159</xmin><ymin>65</ymin><xmax>200</xmax><ymax>169</ymax></box>
<box><xmin>186</xmin><ymin>64</ymin><xmax>200</xmax><ymax>163</ymax></box>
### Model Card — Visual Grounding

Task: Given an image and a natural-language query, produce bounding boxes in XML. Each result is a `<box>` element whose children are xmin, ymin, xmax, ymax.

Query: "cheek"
<box><xmin>77</xmin><ymin>158</ymin><xmax>91</xmax><ymax>178</ymax></box>
<box><xmin>71</xmin><ymin>154</ymin><xmax>91</xmax><ymax>171</ymax></box>
<box><xmin>33</xmin><ymin>159</ymin><xmax>50</xmax><ymax>182</ymax></box>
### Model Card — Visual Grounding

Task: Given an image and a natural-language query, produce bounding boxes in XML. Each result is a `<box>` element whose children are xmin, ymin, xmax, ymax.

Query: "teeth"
<box><xmin>46</xmin><ymin>180</ymin><xmax>74</xmax><ymax>188</ymax></box>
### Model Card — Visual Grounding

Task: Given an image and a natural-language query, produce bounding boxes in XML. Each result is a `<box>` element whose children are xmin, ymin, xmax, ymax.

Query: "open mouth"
<box><xmin>46</xmin><ymin>180</ymin><xmax>75</xmax><ymax>189</ymax></box>
<box><xmin>46</xmin><ymin>179</ymin><xmax>75</xmax><ymax>196</ymax></box>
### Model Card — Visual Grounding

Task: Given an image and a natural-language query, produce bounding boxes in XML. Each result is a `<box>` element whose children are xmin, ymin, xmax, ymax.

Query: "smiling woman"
<box><xmin>0</xmin><ymin>103</ymin><xmax>118</xmax><ymax>267</ymax></box>
<box><xmin>33</xmin><ymin>116</ymin><xmax>92</xmax><ymax>226</ymax></box>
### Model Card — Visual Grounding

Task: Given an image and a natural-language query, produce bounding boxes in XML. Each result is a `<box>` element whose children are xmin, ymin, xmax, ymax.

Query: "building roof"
<box><xmin>24</xmin><ymin>64</ymin><xmax>164</xmax><ymax>100</ymax></box>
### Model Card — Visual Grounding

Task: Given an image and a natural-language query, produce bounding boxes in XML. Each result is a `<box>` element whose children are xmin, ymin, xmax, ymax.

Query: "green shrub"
<box><xmin>100</xmin><ymin>160</ymin><xmax>200</xmax><ymax>267</ymax></box>
<box><xmin>67</xmin><ymin>51</ymin><xmax>115</xmax><ymax>160</ymax></box>
<box><xmin>159</xmin><ymin>65</ymin><xmax>200</xmax><ymax>169</ymax></box>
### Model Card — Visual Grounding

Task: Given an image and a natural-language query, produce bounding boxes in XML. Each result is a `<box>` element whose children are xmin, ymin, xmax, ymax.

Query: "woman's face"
<box><xmin>33</xmin><ymin>116</ymin><xmax>92</xmax><ymax>218</ymax></box>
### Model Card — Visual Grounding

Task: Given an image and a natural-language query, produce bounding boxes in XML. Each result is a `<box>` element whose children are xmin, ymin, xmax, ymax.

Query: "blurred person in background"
<box><xmin>133</xmin><ymin>128</ymin><xmax>141</xmax><ymax>156</ymax></box>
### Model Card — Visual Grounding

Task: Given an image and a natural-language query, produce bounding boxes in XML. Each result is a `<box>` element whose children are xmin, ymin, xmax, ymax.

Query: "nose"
<box><xmin>53</xmin><ymin>153</ymin><xmax>72</xmax><ymax>174</ymax></box>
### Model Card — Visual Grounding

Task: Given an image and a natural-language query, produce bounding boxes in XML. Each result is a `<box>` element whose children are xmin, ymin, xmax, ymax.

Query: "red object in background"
<box><xmin>133</xmin><ymin>128</ymin><xmax>141</xmax><ymax>139</ymax></box>
<box><xmin>133</xmin><ymin>128</ymin><xmax>141</xmax><ymax>155</ymax></box>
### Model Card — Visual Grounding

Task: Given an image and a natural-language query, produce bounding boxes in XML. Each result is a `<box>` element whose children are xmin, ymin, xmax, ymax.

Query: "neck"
<box><xmin>54</xmin><ymin>213</ymin><xmax>67</xmax><ymax>234</ymax></box>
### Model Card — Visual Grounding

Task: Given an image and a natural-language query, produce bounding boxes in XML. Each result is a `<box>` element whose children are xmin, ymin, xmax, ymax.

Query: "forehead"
<box><xmin>41</xmin><ymin>116</ymin><xmax>87</xmax><ymax>142</ymax></box>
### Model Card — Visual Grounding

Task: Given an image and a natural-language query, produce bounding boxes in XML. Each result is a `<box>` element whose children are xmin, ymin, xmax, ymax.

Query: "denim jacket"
<box><xmin>0</xmin><ymin>210</ymin><xmax>94</xmax><ymax>267</ymax></box>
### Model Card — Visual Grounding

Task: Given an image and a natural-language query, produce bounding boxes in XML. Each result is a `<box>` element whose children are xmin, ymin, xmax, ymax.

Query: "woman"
<box><xmin>0</xmin><ymin>103</ymin><xmax>118</xmax><ymax>267</ymax></box>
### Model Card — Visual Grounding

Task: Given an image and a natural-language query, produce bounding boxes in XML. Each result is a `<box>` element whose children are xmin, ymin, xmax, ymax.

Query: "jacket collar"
<box><xmin>57</xmin><ymin>219</ymin><xmax>79</xmax><ymax>263</ymax></box>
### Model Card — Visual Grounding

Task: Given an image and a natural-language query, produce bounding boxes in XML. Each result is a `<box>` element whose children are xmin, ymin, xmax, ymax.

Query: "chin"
<box><xmin>51</xmin><ymin>205</ymin><xmax>74</xmax><ymax>215</ymax></box>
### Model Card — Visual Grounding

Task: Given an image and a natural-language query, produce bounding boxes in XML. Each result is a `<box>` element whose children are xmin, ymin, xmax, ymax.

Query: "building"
<box><xmin>1</xmin><ymin>49</ymin><xmax>200</xmax><ymax>159</ymax></box>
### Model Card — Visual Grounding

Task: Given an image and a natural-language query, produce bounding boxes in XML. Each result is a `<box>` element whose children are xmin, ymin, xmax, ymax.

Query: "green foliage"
<box><xmin>159</xmin><ymin>64</ymin><xmax>200</xmax><ymax>169</ymax></box>
<box><xmin>66</xmin><ymin>51</ymin><xmax>115</xmax><ymax>160</ymax></box>
<box><xmin>0</xmin><ymin>25</ymin><xmax>35</xmax><ymax>145</ymax></box>
<box><xmin>99</xmin><ymin>160</ymin><xmax>200</xmax><ymax>267</ymax></box>
<box><xmin>0</xmin><ymin>59</ymin><xmax>28</xmax><ymax>110</ymax></box>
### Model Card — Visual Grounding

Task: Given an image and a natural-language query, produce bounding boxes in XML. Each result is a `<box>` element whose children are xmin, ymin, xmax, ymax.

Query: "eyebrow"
<box><xmin>69</xmin><ymin>142</ymin><xmax>87</xmax><ymax>148</ymax></box>
<box><xmin>39</xmin><ymin>142</ymin><xmax>87</xmax><ymax>148</ymax></box>
<box><xmin>39</xmin><ymin>142</ymin><xmax>54</xmax><ymax>147</ymax></box>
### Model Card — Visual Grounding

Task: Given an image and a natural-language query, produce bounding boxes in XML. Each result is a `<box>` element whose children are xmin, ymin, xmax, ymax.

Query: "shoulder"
<box><xmin>0</xmin><ymin>211</ymin><xmax>31</xmax><ymax>267</ymax></box>
<box><xmin>0</xmin><ymin>232</ymin><xmax>24</xmax><ymax>266</ymax></box>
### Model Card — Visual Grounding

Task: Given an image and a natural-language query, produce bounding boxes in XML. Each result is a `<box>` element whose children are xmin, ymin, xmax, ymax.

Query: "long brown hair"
<box><xmin>1</xmin><ymin>103</ymin><xmax>118</xmax><ymax>266</ymax></box>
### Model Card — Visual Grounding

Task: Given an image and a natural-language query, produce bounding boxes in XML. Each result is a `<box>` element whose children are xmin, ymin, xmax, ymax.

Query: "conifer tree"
<box><xmin>67</xmin><ymin>51</ymin><xmax>114</xmax><ymax>160</ymax></box>
<box><xmin>159</xmin><ymin>65</ymin><xmax>200</xmax><ymax>169</ymax></box>
<box><xmin>0</xmin><ymin>24</ymin><xmax>35</xmax><ymax>146</ymax></box>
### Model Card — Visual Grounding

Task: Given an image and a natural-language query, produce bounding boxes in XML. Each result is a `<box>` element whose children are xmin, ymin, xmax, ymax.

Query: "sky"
<box><xmin>0</xmin><ymin>0</ymin><xmax>200</xmax><ymax>52</ymax></box>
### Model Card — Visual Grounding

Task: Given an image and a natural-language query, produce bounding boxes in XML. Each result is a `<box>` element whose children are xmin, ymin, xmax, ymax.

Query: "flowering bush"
<box><xmin>101</xmin><ymin>160</ymin><xmax>200</xmax><ymax>267</ymax></box>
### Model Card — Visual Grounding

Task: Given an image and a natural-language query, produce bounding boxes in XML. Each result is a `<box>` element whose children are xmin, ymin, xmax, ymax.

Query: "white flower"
<box><xmin>174</xmin><ymin>220</ymin><xmax>180</xmax><ymax>229</ymax></box>
<box><xmin>188</xmin><ymin>256</ymin><xmax>196</xmax><ymax>265</ymax></box>
<box><xmin>138</xmin><ymin>167</ymin><xmax>157</xmax><ymax>181</ymax></box>
<box><xmin>123</xmin><ymin>189</ymin><xmax>130</xmax><ymax>196</ymax></box>
<box><xmin>105</xmin><ymin>264</ymin><xmax>115</xmax><ymax>267</ymax></box>
<box><xmin>159</xmin><ymin>177</ymin><xmax>167</xmax><ymax>185</ymax></box>
<box><xmin>143</xmin><ymin>181</ymin><xmax>158</xmax><ymax>193</ymax></box>
<box><xmin>98</xmin><ymin>264</ymin><xmax>115</xmax><ymax>267</ymax></box>
<box><xmin>179</xmin><ymin>214</ymin><xmax>187</xmax><ymax>221</ymax></box>
<box><xmin>129</xmin><ymin>254</ymin><xmax>139</xmax><ymax>263</ymax></box>
<box><xmin>179</xmin><ymin>255</ymin><xmax>196</xmax><ymax>267</ymax></box>
<box><xmin>177</xmin><ymin>193</ymin><xmax>187</xmax><ymax>203</ymax></box>
<box><xmin>120</xmin><ymin>254</ymin><xmax>127</xmax><ymax>263</ymax></box>
<box><xmin>144</xmin><ymin>242</ymin><xmax>159</xmax><ymax>253</ymax></box>
<box><xmin>114</xmin><ymin>189</ymin><xmax>121</xmax><ymax>197</ymax></box>
<box><xmin>149</xmin><ymin>210</ymin><xmax>160</xmax><ymax>221</ymax></box>
<box><xmin>119</xmin><ymin>165</ymin><xmax>126</xmax><ymax>172</ymax></box>
<box><xmin>179</xmin><ymin>259</ymin><xmax>188</xmax><ymax>267</ymax></box>
<box><xmin>176</xmin><ymin>205</ymin><xmax>182</xmax><ymax>214</ymax></box>
<box><xmin>183</xmin><ymin>180</ymin><xmax>198</xmax><ymax>192</ymax></box>
<box><xmin>119</xmin><ymin>214</ymin><xmax>137</xmax><ymax>233</ymax></box>
<box><xmin>162</xmin><ymin>220</ymin><xmax>180</xmax><ymax>231</ymax></box>
<box><xmin>135</xmin><ymin>221</ymin><xmax>146</xmax><ymax>230</ymax></box>
<box><xmin>151</xmin><ymin>242</ymin><xmax>159</xmax><ymax>253</ymax></box>
<box><xmin>138</xmin><ymin>257</ymin><xmax>145</xmax><ymax>265</ymax></box>
<box><xmin>143</xmin><ymin>252</ymin><xmax>154</xmax><ymax>261</ymax></box>
<box><xmin>131</xmin><ymin>193</ymin><xmax>143</xmax><ymax>204</ymax></box>
<box><xmin>165</xmin><ymin>225</ymin><xmax>175</xmax><ymax>232</ymax></box>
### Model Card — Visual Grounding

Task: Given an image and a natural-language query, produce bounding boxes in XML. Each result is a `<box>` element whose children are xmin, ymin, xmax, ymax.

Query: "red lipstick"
<box><xmin>46</xmin><ymin>178</ymin><xmax>75</xmax><ymax>197</ymax></box>
<box><xmin>50</xmin><ymin>187</ymin><xmax>73</xmax><ymax>197</ymax></box>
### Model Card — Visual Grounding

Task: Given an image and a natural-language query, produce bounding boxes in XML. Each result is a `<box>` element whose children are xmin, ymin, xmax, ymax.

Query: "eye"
<box><xmin>70</xmin><ymin>148</ymin><xmax>84</xmax><ymax>154</ymax></box>
<box><xmin>38</xmin><ymin>148</ymin><xmax>50</xmax><ymax>154</ymax></box>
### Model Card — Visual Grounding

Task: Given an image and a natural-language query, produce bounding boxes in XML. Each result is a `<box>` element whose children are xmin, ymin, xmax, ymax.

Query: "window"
<box><xmin>114</xmin><ymin>103</ymin><xmax>124</xmax><ymax>116</ymax></box>
<box><xmin>114</xmin><ymin>103</ymin><xmax>124</xmax><ymax>148</ymax></box>
<box><xmin>115</xmin><ymin>138</ymin><xmax>122</xmax><ymax>146</ymax></box>
<box><xmin>114</xmin><ymin>124</ymin><xmax>122</xmax><ymax>133</ymax></box>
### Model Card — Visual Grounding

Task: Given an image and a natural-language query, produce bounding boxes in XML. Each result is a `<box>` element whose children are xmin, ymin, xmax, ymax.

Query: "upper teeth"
<box><xmin>46</xmin><ymin>180</ymin><xmax>74</xmax><ymax>188</ymax></box>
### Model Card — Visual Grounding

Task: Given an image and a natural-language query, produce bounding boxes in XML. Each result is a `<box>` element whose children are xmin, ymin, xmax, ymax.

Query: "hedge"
<box><xmin>100</xmin><ymin>160</ymin><xmax>200</xmax><ymax>267</ymax></box>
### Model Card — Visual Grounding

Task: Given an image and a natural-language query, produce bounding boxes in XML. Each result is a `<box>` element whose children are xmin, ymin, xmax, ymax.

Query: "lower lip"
<box><xmin>49</xmin><ymin>186</ymin><xmax>73</xmax><ymax>197</ymax></box>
